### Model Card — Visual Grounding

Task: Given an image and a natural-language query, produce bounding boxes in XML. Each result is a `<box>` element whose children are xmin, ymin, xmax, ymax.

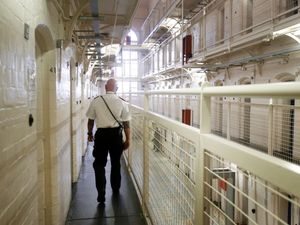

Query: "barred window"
<box><xmin>287</xmin><ymin>0</ymin><xmax>298</xmax><ymax>9</ymax></box>
<box><xmin>287</xmin><ymin>0</ymin><xmax>298</xmax><ymax>16</ymax></box>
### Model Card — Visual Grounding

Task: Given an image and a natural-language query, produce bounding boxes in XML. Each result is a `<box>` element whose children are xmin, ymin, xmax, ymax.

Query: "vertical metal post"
<box><xmin>70</xmin><ymin>61</ymin><xmax>74</xmax><ymax>182</ymax></box>
<box><xmin>142</xmin><ymin>93</ymin><xmax>150</xmax><ymax>217</ymax></box>
<box><xmin>271</xmin><ymin>0</ymin><xmax>274</xmax><ymax>23</ymax></box>
<box><xmin>128</xmin><ymin>91</ymin><xmax>132</xmax><ymax>171</ymax></box>
<box><xmin>195</xmin><ymin>84</ymin><xmax>211</xmax><ymax>225</ymax></box>
<box><xmin>228</xmin><ymin>0</ymin><xmax>233</xmax><ymax>50</ymax></box>
<box><xmin>268</xmin><ymin>98</ymin><xmax>273</xmax><ymax>155</ymax></box>
<box><xmin>203</xmin><ymin>7</ymin><xmax>207</xmax><ymax>56</ymax></box>
<box><xmin>227</xmin><ymin>101</ymin><xmax>231</xmax><ymax>140</ymax></box>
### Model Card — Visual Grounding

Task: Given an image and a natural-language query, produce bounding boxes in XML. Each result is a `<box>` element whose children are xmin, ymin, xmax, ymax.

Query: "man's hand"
<box><xmin>87</xmin><ymin>119</ymin><xmax>94</xmax><ymax>142</ymax></box>
<box><xmin>122</xmin><ymin>122</ymin><xmax>130</xmax><ymax>150</ymax></box>
<box><xmin>123</xmin><ymin>140</ymin><xmax>130</xmax><ymax>150</ymax></box>
<box><xmin>88</xmin><ymin>134</ymin><xmax>94</xmax><ymax>142</ymax></box>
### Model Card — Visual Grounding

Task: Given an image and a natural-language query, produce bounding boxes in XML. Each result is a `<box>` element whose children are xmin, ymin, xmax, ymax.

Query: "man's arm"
<box><xmin>87</xmin><ymin>119</ymin><xmax>94</xmax><ymax>142</ymax></box>
<box><xmin>122</xmin><ymin>121</ymin><xmax>130</xmax><ymax>150</ymax></box>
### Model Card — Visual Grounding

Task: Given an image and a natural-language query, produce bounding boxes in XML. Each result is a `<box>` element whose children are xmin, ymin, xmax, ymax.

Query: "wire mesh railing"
<box><xmin>211</xmin><ymin>97</ymin><xmax>227</xmax><ymax>138</ymax></box>
<box><xmin>210</xmin><ymin>97</ymin><xmax>300</xmax><ymax>165</ymax></box>
<box><xmin>204</xmin><ymin>150</ymin><xmax>300</xmax><ymax>225</ymax></box>
<box><xmin>121</xmin><ymin>93</ymin><xmax>144</xmax><ymax>108</ymax></box>
<box><xmin>124</xmin><ymin>82</ymin><xmax>300</xmax><ymax>225</ymax></box>
<box><xmin>273</xmin><ymin>103</ymin><xmax>300</xmax><ymax>164</ymax></box>
<box><xmin>147</xmin><ymin>93</ymin><xmax>300</xmax><ymax>166</ymax></box>
<box><xmin>149</xmin><ymin>94</ymin><xmax>200</xmax><ymax>127</ymax></box>
<box><xmin>126</xmin><ymin>107</ymin><xmax>144</xmax><ymax>192</ymax></box>
<box><xmin>147</xmin><ymin>121</ymin><xmax>196</xmax><ymax>225</ymax></box>
<box><xmin>228</xmin><ymin>99</ymin><xmax>269</xmax><ymax>153</ymax></box>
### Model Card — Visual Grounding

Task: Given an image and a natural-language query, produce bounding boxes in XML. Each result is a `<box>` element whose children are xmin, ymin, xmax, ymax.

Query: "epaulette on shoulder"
<box><xmin>118</xmin><ymin>96</ymin><xmax>128</xmax><ymax>102</ymax></box>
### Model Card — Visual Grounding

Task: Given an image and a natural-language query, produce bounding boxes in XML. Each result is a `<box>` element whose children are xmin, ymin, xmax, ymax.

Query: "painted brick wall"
<box><xmin>0</xmin><ymin>1</ymin><xmax>93</xmax><ymax>225</ymax></box>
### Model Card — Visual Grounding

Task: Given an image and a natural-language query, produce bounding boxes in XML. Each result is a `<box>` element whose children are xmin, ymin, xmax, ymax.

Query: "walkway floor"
<box><xmin>66</xmin><ymin>144</ymin><xmax>147</xmax><ymax>225</ymax></box>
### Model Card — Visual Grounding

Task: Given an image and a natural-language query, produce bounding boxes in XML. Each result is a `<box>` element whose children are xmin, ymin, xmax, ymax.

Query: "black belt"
<box><xmin>97</xmin><ymin>127</ymin><xmax>120</xmax><ymax>130</ymax></box>
<box><xmin>96</xmin><ymin>126</ymin><xmax>123</xmax><ymax>136</ymax></box>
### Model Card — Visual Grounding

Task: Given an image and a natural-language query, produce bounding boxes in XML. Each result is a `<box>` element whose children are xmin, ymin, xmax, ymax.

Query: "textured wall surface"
<box><xmin>0</xmin><ymin>1</ymin><xmax>94</xmax><ymax>224</ymax></box>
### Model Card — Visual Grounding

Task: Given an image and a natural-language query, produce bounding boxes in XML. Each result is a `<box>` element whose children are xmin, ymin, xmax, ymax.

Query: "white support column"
<box><xmin>227</xmin><ymin>101</ymin><xmax>231</xmax><ymax>140</ymax></box>
<box><xmin>228</xmin><ymin>0</ymin><xmax>233</xmax><ymax>51</ymax></box>
<box><xmin>268</xmin><ymin>98</ymin><xmax>273</xmax><ymax>155</ymax></box>
<box><xmin>142</xmin><ymin>93</ymin><xmax>150</xmax><ymax>217</ymax></box>
<box><xmin>271</xmin><ymin>0</ymin><xmax>275</xmax><ymax>24</ymax></box>
<box><xmin>128</xmin><ymin>91</ymin><xmax>133</xmax><ymax>171</ymax></box>
<box><xmin>195</xmin><ymin>84</ymin><xmax>211</xmax><ymax>225</ymax></box>
<box><xmin>203</xmin><ymin>7</ymin><xmax>207</xmax><ymax>56</ymax></box>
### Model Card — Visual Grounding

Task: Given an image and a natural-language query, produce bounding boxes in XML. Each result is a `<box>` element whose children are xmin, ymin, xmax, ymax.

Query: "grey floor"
<box><xmin>65</xmin><ymin>145</ymin><xmax>147</xmax><ymax>225</ymax></box>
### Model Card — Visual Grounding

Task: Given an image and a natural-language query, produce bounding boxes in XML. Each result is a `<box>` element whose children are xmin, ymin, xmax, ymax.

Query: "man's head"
<box><xmin>105</xmin><ymin>78</ymin><xmax>118</xmax><ymax>93</ymax></box>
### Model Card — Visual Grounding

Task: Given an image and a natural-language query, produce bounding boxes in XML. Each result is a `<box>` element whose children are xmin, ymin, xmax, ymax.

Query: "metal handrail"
<box><xmin>126</xmin><ymin>81</ymin><xmax>300</xmax><ymax>225</ymax></box>
<box><xmin>126</xmin><ymin>82</ymin><xmax>300</xmax><ymax>97</ymax></box>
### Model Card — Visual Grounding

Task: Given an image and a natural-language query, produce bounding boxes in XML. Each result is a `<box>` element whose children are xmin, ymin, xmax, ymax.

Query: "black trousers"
<box><xmin>93</xmin><ymin>127</ymin><xmax>123</xmax><ymax>196</ymax></box>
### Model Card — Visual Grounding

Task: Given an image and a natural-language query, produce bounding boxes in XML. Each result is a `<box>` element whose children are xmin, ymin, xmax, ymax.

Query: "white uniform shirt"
<box><xmin>86</xmin><ymin>92</ymin><xmax>131</xmax><ymax>128</ymax></box>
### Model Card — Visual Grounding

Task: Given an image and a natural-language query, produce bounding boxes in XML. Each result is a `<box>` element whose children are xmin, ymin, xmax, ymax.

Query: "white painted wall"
<box><xmin>0</xmin><ymin>1</ymin><xmax>96</xmax><ymax>224</ymax></box>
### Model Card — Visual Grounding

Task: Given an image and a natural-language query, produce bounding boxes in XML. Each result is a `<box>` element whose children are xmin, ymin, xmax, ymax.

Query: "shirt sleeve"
<box><xmin>86</xmin><ymin>100</ymin><xmax>96</xmax><ymax>120</ymax></box>
<box><xmin>121</xmin><ymin>101</ymin><xmax>131</xmax><ymax>121</ymax></box>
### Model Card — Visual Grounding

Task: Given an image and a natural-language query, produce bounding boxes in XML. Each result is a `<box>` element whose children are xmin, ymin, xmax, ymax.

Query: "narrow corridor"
<box><xmin>2</xmin><ymin>1</ymin><xmax>300</xmax><ymax>225</ymax></box>
<box><xmin>65</xmin><ymin>144</ymin><xmax>147</xmax><ymax>225</ymax></box>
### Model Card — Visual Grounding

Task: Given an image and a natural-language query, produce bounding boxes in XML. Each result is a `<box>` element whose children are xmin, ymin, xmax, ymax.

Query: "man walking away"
<box><xmin>86</xmin><ymin>78</ymin><xmax>131</xmax><ymax>204</ymax></box>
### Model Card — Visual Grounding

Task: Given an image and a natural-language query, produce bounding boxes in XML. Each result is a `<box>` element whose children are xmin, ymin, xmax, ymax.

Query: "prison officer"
<box><xmin>86</xmin><ymin>78</ymin><xmax>131</xmax><ymax>203</ymax></box>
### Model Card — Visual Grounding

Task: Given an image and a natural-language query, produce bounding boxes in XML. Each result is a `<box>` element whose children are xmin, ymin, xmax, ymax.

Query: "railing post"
<box><xmin>128</xmin><ymin>92</ymin><xmax>132</xmax><ymax>171</ymax></box>
<box><xmin>227</xmin><ymin>100</ymin><xmax>231</xmax><ymax>140</ymax></box>
<box><xmin>203</xmin><ymin>8</ymin><xmax>207</xmax><ymax>56</ymax></box>
<box><xmin>142</xmin><ymin>93</ymin><xmax>150</xmax><ymax>218</ymax></box>
<box><xmin>268</xmin><ymin>98</ymin><xmax>273</xmax><ymax>155</ymax></box>
<box><xmin>228</xmin><ymin>0</ymin><xmax>233</xmax><ymax>50</ymax></box>
<box><xmin>271</xmin><ymin>0</ymin><xmax>274</xmax><ymax>23</ymax></box>
<box><xmin>195</xmin><ymin>83</ymin><xmax>211</xmax><ymax>225</ymax></box>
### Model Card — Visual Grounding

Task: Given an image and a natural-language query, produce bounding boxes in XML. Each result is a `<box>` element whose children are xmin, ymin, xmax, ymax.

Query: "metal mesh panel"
<box><xmin>286</xmin><ymin>0</ymin><xmax>299</xmax><ymax>16</ymax></box>
<box><xmin>229</xmin><ymin>98</ymin><xmax>268</xmax><ymax>152</ymax></box>
<box><xmin>149</xmin><ymin>95</ymin><xmax>179</xmax><ymax>119</ymax></box>
<box><xmin>211</xmin><ymin>97</ymin><xmax>227</xmax><ymax>138</ymax></box>
<box><xmin>129</xmin><ymin>108</ymin><xmax>144</xmax><ymax>191</ymax></box>
<box><xmin>277</xmin><ymin>0</ymin><xmax>299</xmax><ymax>18</ymax></box>
<box><xmin>273</xmin><ymin>102</ymin><xmax>300</xmax><ymax>165</ymax></box>
<box><xmin>147</xmin><ymin>121</ymin><xmax>196</xmax><ymax>225</ymax></box>
<box><xmin>204</xmin><ymin>150</ymin><xmax>300</xmax><ymax>225</ymax></box>
<box><xmin>131</xmin><ymin>94</ymin><xmax>144</xmax><ymax>108</ymax></box>
<box><xmin>190</xmin><ymin>95</ymin><xmax>201</xmax><ymax>128</ymax></box>
<box><xmin>287</xmin><ymin>0</ymin><xmax>299</xmax><ymax>9</ymax></box>
<box><xmin>211</xmin><ymin>98</ymin><xmax>269</xmax><ymax>152</ymax></box>
<box><xmin>211</xmin><ymin>98</ymin><xmax>300</xmax><ymax>166</ymax></box>
<box><xmin>149</xmin><ymin>94</ymin><xmax>201</xmax><ymax>128</ymax></box>
<box><xmin>170</xmin><ymin>95</ymin><xmax>182</xmax><ymax>122</ymax></box>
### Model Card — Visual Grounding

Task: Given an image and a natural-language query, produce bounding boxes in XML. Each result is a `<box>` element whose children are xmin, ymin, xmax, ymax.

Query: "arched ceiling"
<box><xmin>65</xmin><ymin>0</ymin><xmax>145</xmax><ymax>77</ymax></box>
<box><xmin>63</xmin><ymin>0</ymin><xmax>211</xmax><ymax>79</ymax></box>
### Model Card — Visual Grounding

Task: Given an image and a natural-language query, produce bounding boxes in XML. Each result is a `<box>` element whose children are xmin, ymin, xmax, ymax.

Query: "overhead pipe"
<box><xmin>90</xmin><ymin>0</ymin><xmax>102</xmax><ymax>70</ymax></box>
<box><xmin>67</xmin><ymin>0</ymin><xmax>90</xmax><ymax>42</ymax></box>
<box><xmin>78</xmin><ymin>15</ymin><xmax>127</xmax><ymax>20</ymax></box>
<box><xmin>106</xmin><ymin>0</ymin><xmax>120</xmax><ymax>64</ymax></box>
<box><xmin>50</xmin><ymin>0</ymin><xmax>71</xmax><ymax>21</ymax></box>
